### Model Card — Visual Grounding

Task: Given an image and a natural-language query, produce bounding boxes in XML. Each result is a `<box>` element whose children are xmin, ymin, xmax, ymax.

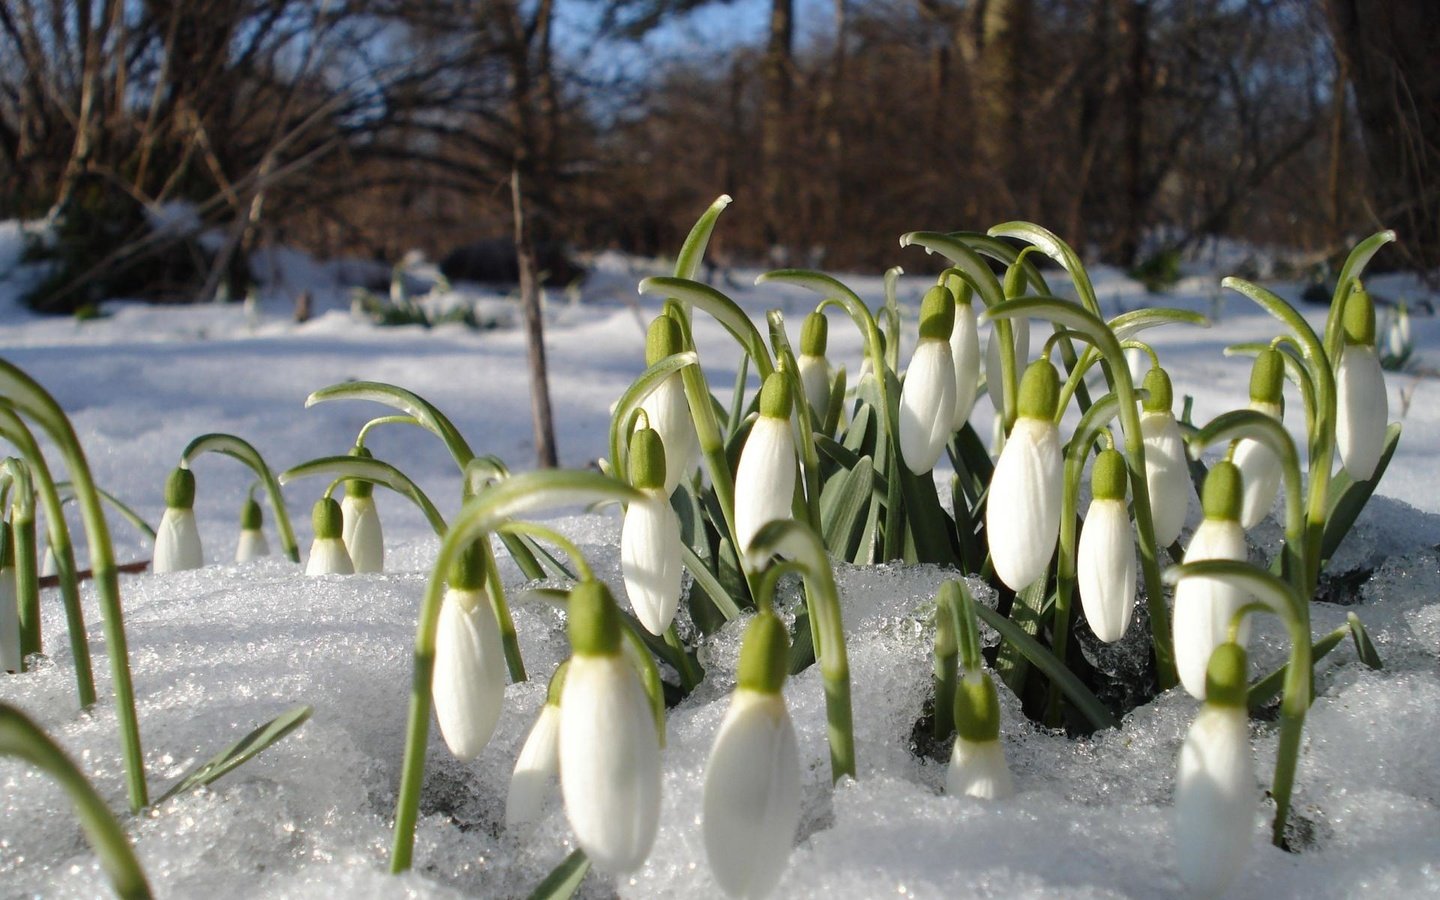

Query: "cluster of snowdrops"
<box><xmin>2</xmin><ymin>199</ymin><xmax>1399</xmax><ymax>899</ymax></box>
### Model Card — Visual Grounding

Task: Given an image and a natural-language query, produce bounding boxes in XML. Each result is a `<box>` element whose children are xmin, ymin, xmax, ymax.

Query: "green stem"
<box><xmin>182</xmin><ymin>433</ymin><xmax>299</xmax><ymax>563</ymax></box>
<box><xmin>279</xmin><ymin>455</ymin><xmax>448</xmax><ymax>537</ymax></box>
<box><xmin>664</xmin><ymin>625</ymin><xmax>701</xmax><ymax>693</ymax></box>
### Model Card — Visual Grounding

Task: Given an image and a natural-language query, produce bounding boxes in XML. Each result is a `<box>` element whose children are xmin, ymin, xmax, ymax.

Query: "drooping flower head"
<box><xmin>734</xmin><ymin>372</ymin><xmax>798</xmax><ymax>558</ymax></box>
<box><xmin>899</xmin><ymin>284</ymin><xmax>958</xmax><ymax>474</ymax></box>
<box><xmin>559</xmin><ymin>580</ymin><xmax>662</xmax><ymax>875</ymax></box>
<box><xmin>621</xmin><ymin>426</ymin><xmax>684</xmax><ymax>635</ymax></box>
<box><xmin>433</xmin><ymin>543</ymin><xmax>506</xmax><ymax>762</ymax></box>
<box><xmin>1173</xmin><ymin>461</ymin><xmax>1250</xmax><ymax>699</ymax></box>
<box><xmin>704</xmin><ymin>612</ymin><xmax>802</xmax><ymax>899</ymax></box>
<box><xmin>1335</xmin><ymin>285</ymin><xmax>1389</xmax><ymax>481</ymax></box>
<box><xmin>986</xmin><ymin>359</ymin><xmax>1063</xmax><ymax>590</ymax></box>
<box><xmin>638</xmin><ymin>314</ymin><xmax>699</xmax><ymax>495</ymax></box>
<box><xmin>506</xmin><ymin>661</ymin><xmax>568</xmax><ymax>831</ymax></box>
<box><xmin>947</xmin><ymin>667</ymin><xmax>1014</xmax><ymax>800</ymax></box>
<box><xmin>1139</xmin><ymin>365</ymin><xmax>1191</xmax><ymax>548</ymax></box>
<box><xmin>153</xmin><ymin>466</ymin><xmax>203</xmax><ymax>573</ymax></box>
<box><xmin>1176</xmin><ymin>641</ymin><xmax>1255</xmax><ymax>896</ymax></box>
<box><xmin>949</xmin><ymin>278</ymin><xmax>982</xmax><ymax>430</ymax></box>
<box><xmin>1078</xmin><ymin>448</ymin><xmax>1137</xmax><ymax>643</ymax></box>
<box><xmin>341</xmin><ymin>445</ymin><xmax>384</xmax><ymax>573</ymax></box>
<box><xmin>797</xmin><ymin>310</ymin><xmax>832</xmax><ymax>423</ymax></box>
<box><xmin>234</xmin><ymin>495</ymin><xmax>270</xmax><ymax>563</ymax></box>
<box><xmin>304</xmin><ymin>497</ymin><xmax>354</xmax><ymax>576</ymax></box>
<box><xmin>1233</xmin><ymin>348</ymin><xmax>1284</xmax><ymax>529</ymax></box>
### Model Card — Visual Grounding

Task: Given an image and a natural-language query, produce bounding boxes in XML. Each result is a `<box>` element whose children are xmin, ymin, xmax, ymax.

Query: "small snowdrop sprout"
<box><xmin>1139</xmin><ymin>366</ymin><xmax>1191</xmax><ymax>547</ymax></box>
<box><xmin>234</xmin><ymin>496</ymin><xmax>270</xmax><ymax>563</ymax></box>
<box><xmin>638</xmin><ymin>314</ymin><xmax>699</xmax><ymax>495</ymax></box>
<box><xmin>340</xmin><ymin>446</ymin><xmax>384</xmax><ymax>573</ymax></box>
<box><xmin>986</xmin><ymin>359</ymin><xmax>1063</xmax><ymax>590</ymax></box>
<box><xmin>1173</xmin><ymin>462</ymin><xmax>1250</xmax><ymax>699</ymax></box>
<box><xmin>1232</xmin><ymin>349</ymin><xmax>1284</xmax><ymax>529</ymax></box>
<box><xmin>703</xmin><ymin>612</ymin><xmax>802</xmax><ymax>899</ymax></box>
<box><xmin>1335</xmin><ymin>286</ymin><xmax>1388</xmax><ymax>481</ymax></box>
<box><xmin>734</xmin><ymin>372</ymin><xmax>798</xmax><ymax>557</ymax></box>
<box><xmin>797</xmin><ymin>311</ymin><xmax>831</xmax><ymax>421</ymax></box>
<box><xmin>0</xmin><ymin>522</ymin><xmax>18</xmax><ymax>672</ymax></box>
<box><xmin>506</xmin><ymin>661</ymin><xmax>567</xmax><ymax>831</ymax></box>
<box><xmin>621</xmin><ymin>426</ymin><xmax>683</xmax><ymax>635</ymax></box>
<box><xmin>946</xmin><ymin>667</ymin><xmax>1014</xmax><ymax>800</ymax></box>
<box><xmin>152</xmin><ymin>467</ymin><xmax>203</xmax><ymax>573</ymax></box>
<box><xmin>1078</xmin><ymin>448</ymin><xmax>1137</xmax><ymax>642</ymax></box>
<box><xmin>949</xmin><ymin>278</ymin><xmax>981</xmax><ymax>429</ymax></box>
<box><xmin>559</xmin><ymin>579</ymin><xmax>662</xmax><ymax>875</ymax></box>
<box><xmin>304</xmin><ymin>497</ymin><xmax>353</xmax><ymax>576</ymax></box>
<box><xmin>898</xmin><ymin>284</ymin><xmax>958</xmax><ymax>473</ymax></box>
<box><xmin>432</xmin><ymin>545</ymin><xmax>506</xmax><ymax>762</ymax></box>
<box><xmin>1176</xmin><ymin>641</ymin><xmax>1255</xmax><ymax>897</ymax></box>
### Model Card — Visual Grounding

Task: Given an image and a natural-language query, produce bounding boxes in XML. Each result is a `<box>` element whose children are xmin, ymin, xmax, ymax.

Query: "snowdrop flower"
<box><xmin>734</xmin><ymin>372</ymin><xmax>797</xmax><ymax>557</ymax></box>
<box><xmin>1232</xmin><ymin>349</ymin><xmax>1284</xmax><ymax>530</ymax></box>
<box><xmin>704</xmin><ymin>612</ymin><xmax>801</xmax><ymax>899</ymax></box>
<box><xmin>1335</xmin><ymin>287</ymin><xmax>1388</xmax><ymax>481</ymax></box>
<box><xmin>898</xmin><ymin>285</ymin><xmax>958</xmax><ymax>473</ymax></box>
<box><xmin>433</xmin><ymin>547</ymin><xmax>506</xmax><ymax>762</ymax></box>
<box><xmin>304</xmin><ymin>497</ymin><xmax>353</xmax><ymax>575</ymax></box>
<box><xmin>1139</xmin><ymin>366</ymin><xmax>1191</xmax><ymax>548</ymax></box>
<box><xmin>0</xmin><ymin>524</ymin><xmax>18</xmax><ymax>673</ymax></box>
<box><xmin>341</xmin><ymin>447</ymin><xmax>383</xmax><ymax>573</ymax></box>
<box><xmin>797</xmin><ymin>311</ymin><xmax>832</xmax><ymax>422</ymax></box>
<box><xmin>985</xmin><ymin>315</ymin><xmax>1030</xmax><ymax>414</ymax></box>
<box><xmin>986</xmin><ymin>359</ymin><xmax>1063</xmax><ymax>590</ymax></box>
<box><xmin>1173</xmin><ymin>462</ymin><xmax>1251</xmax><ymax>699</ymax></box>
<box><xmin>638</xmin><ymin>314</ymin><xmax>699</xmax><ymax>495</ymax></box>
<box><xmin>152</xmin><ymin>467</ymin><xmax>203</xmax><ymax>573</ymax></box>
<box><xmin>621</xmin><ymin>427</ymin><xmax>684</xmax><ymax>635</ymax></box>
<box><xmin>946</xmin><ymin>667</ymin><xmax>1013</xmax><ymax>799</ymax></box>
<box><xmin>234</xmin><ymin>496</ymin><xmax>270</xmax><ymax>563</ymax></box>
<box><xmin>950</xmin><ymin>284</ymin><xmax>981</xmax><ymax>429</ymax></box>
<box><xmin>559</xmin><ymin>580</ymin><xmax>662</xmax><ymax>874</ymax></box>
<box><xmin>506</xmin><ymin>661</ymin><xmax>567</xmax><ymax>830</ymax></box>
<box><xmin>1079</xmin><ymin>449</ymin><xmax>1137</xmax><ymax>642</ymax></box>
<box><xmin>1176</xmin><ymin>641</ymin><xmax>1255</xmax><ymax>896</ymax></box>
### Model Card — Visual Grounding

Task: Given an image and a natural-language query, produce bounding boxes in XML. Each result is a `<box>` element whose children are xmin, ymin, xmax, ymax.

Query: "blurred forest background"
<box><xmin>1</xmin><ymin>0</ymin><xmax>1437</xmax><ymax>312</ymax></box>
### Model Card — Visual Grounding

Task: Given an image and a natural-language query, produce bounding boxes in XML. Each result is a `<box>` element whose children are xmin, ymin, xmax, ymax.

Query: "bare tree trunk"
<box><xmin>1327</xmin><ymin>50</ymin><xmax>1349</xmax><ymax>240</ymax></box>
<box><xmin>1115</xmin><ymin>0</ymin><xmax>1148</xmax><ymax>265</ymax></box>
<box><xmin>761</xmin><ymin>0</ymin><xmax>794</xmax><ymax>254</ymax></box>
<box><xmin>512</xmin><ymin>165</ymin><xmax>558</xmax><ymax>468</ymax></box>
<box><xmin>974</xmin><ymin>0</ymin><xmax>1031</xmax><ymax>214</ymax></box>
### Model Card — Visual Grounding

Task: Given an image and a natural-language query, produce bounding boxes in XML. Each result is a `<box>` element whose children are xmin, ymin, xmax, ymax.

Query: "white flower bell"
<box><xmin>946</xmin><ymin>668</ymin><xmax>1014</xmax><ymax>800</ymax></box>
<box><xmin>304</xmin><ymin>498</ymin><xmax>354</xmax><ymax>576</ymax></box>
<box><xmin>506</xmin><ymin>662</ymin><xmax>567</xmax><ymax>830</ymax></box>
<box><xmin>797</xmin><ymin>311</ymin><xmax>832</xmax><ymax>423</ymax></box>
<box><xmin>559</xmin><ymin>580</ymin><xmax>662</xmax><ymax>875</ymax></box>
<box><xmin>1233</xmin><ymin>349</ymin><xmax>1285</xmax><ymax>530</ymax></box>
<box><xmin>1139</xmin><ymin>366</ymin><xmax>1191</xmax><ymax>548</ymax></box>
<box><xmin>898</xmin><ymin>285</ymin><xmax>958</xmax><ymax>473</ymax></box>
<box><xmin>1078</xmin><ymin>449</ymin><xmax>1137</xmax><ymax>643</ymax></box>
<box><xmin>986</xmin><ymin>359</ymin><xmax>1063</xmax><ymax>590</ymax></box>
<box><xmin>950</xmin><ymin>283</ymin><xmax>981</xmax><ymax>430</ymax></box>
<box><xmin>433</xmin><ymin>547</ymin><xmax>507</xmax><ymax>762</ymax></box>
<box><xmin>1335</xmin><ymin>287</ymin><xmax>1388</xmax><ymax>481</ymax></box>
<box><xmin>341</xmin><ymin>445</ymin><xmax>383</xmax><ymax>573</ymax></box>
<box><xmin>153</xmin><ymin>467</ymin><xmax>203</xmax><ymax>573</ymax></box>
<box><xmin>638</xmin><ymin>314</ymin><xmax>699</xmax><ymax>495</ymax></box>
<box><xmin>234</xmin><ymin>496</ymin><xmax>270</xmax><ymax>563</ymax></box>
<box><xmin>621</xmin><ymin>427</ymin><xmax>684</xmax><ymax>635</ymax></box>
<box><xmin>734</xmin><ymin>373</ymin><xmax>798</xmax><ymax>558</ymax></box>
<box><xmin>1173</xmin><ymin>462</ymin><xmax>1251</xmax><ymax>699</ymax></box>
<box><xmin>703</xmin><ymin>613</ymin><xmax>801</xmax><ymax>899</ymax></box>
<box><xmin>1176</xmin><ymin>642</ymin><xmax>1255</xmax><ymax>896</ymax></box>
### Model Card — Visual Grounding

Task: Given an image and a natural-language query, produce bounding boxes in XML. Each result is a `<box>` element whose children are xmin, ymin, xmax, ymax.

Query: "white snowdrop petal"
<box><xmin>1336</xmin><ymin>344</ymin><xmax>1388</xmax><ymax>481</ymax></box>
<box><xmin>951</xmin><ymin>302</ymin><xmax>981</xmax><ymax>429</ymax></box>
<box><xmin>1140</xmin><ymin>411</ymin><xmax>1191</xmax><ymax>547</ymax></box>
<box><xmin>1078</xmin><ymin>498</ymin><xmax>1137</xmax><ymax>643</ymax></box>
<box><xmin>1232</xmin><ymin>437</ymin><xmax>1281</xmax><ymax>530</ymax></box>
<box><xmin>506</xmin><ymin>703</ymin><xmax>562</xmax><ymax>830</ymax></box>
<box><xmin>734</xmin><ymin>416</ymin><xmax>797</xmax><ymax>556</ymax></box>
<box><xmin>798</xmin><ymin>353</ymin><xmax>830</xmax><ymax>421</ymax></box>
<box><xmin>639</xmin><ymin>375</ymin><xmax>699</xmax><ymax>495</ymax></box>
<box><xmin>559</xmin><ymin>653</ymin><xmax>662</xmax><ymax>874</ymax></box>
<box><xmin>986</xmin><ymin>416</ymin><xmax>1062</xmax><ymax>590</ymax></box>
<box><xmin>1176</xmin><ymin>705</ymin><xmax>1255</xmax><ymax>896</ymax></box>
<box><xmin>234</xmin><ymin>528</ymin><xmax>270</xmax><ymax>563</ymax></box>
<box><xmin>341</xmin><ymin>495</ymin><xmax>384</xmax><ymax>573</ymax></box>
<box><xmin>703</xmin><ymin>690</ymin><xmax>802</xmax><ymax>899</ymax></box>
<box><xmin>898</xmin><ymin>340</ymin><xmax>957</xmax><ymax>473</ymax></box>
<box><xmin>621</xmin><ymin>489</ymin><xmax>684</xmax><ymax>635</ymax></box>
<box><xmin>432</xmin><ymin>588</ymin><xmax>507</xmax><ymax>762</ymax></box>
<box><xmin>1173</xmin><ymin>519</ymin><xmax>1250</xmax><ymax>699</ymax></box>
<box><xmin>305</xmin><ymin>538</ymin><xmax>354</xmax><ymax>576</ymax></box>
<box><xmin>0</xmin><ymin>567</ymin><xmax>18</xmax><ymax>672</ymax></box>
<box><xmin>153</xmin><ymin>507</ymin><xmax>204</xmax><ymax>573</ymax></box>
<box><xmin>946</xmin><ymin>737</ymin><xmax>1014</xmax><ymax>800</ymax></box>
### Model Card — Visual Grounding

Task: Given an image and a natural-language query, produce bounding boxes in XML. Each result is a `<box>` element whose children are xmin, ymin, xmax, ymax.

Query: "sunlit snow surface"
<box><xmin>2</xmin><ymin>222</ymin><xmax>1440</xmax><ymax>897</ymax></box>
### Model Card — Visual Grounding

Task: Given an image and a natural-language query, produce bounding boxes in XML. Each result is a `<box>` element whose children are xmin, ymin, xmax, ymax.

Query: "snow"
<box><xmin>2</xmin><ymin>221</ymin><xmax>1439</xmax><ymax>898</ymax></box>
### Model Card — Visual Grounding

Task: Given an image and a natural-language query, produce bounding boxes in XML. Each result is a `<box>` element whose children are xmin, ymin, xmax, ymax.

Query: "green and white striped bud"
<box><xmin>1335</xmin><ymin>286</ymin><xmax>1389</xmax><ymax>481</ymax></box>
<box><xmin>1173</xmin><ymin>463</ymin><xmax>1251</xmax><ymax>699</ymax></box>
<box><xmin>986</xmin><ymin>360</ymin><xmax>1063</xmax><ymax>590</ymax></box>
<box><xmin>947</xmin><ymin>668</ymin><xmax>1013</xmax><ymax>800</ymax></box>
<box><xmin>1233</xmin><ymin>349</ymin><xmax>1285</xmax><ymax>529</ymax></box>
<box><xmin>153</xmin><ymin>467</ymin><xmax>203</xmax><ymax>573</ymax></box>
<box><xmin>638</xmin><ymin>314</ymin><xmax>699</xmax><ymax>495</ymax></box>
<box><xmin>305</xmin><ymin>497</ymin><xmax>353</xmax><ymax>576</ymax></box>
<box><xmin>341</xmin><ymin>445</ymin><xmax>383</xmax><ymax>573</ymax></box>
<box><xmin>235</xmin><ymin>496</ymin><xmax>270</xmax><ymax>563</ymax></box>
<box><xmin>1078</xmin><ymin>449</ymin><xmax>1138</xmax><ymax>642</ymax></box>
<box><xmin>1139</xmin><ymin>366</ymin><xmax>1191</xmax><ymax>547</ymax></box>
<box><xmin>734</xmin><ymin>373</ymin><xmax>798</xmax><ymax>557</ymax></box>
<box><xmin>899</xmin><ymin>286</ymin><xmax>959</xmax><ymax>473</ymax></box>
<box><xmin>433</xmin><ymin>546</ymin><xmax>505</xmax><ymax>761</ymax></box>
<box><xmin>621</xmin><ymin>428</ymin><xmax>684</xmax><ymax>635</ymax></box>
<box><xmin>797</xmin><ymin>311</ymin><xmax>832</xmax><ymax>421</ymax></box>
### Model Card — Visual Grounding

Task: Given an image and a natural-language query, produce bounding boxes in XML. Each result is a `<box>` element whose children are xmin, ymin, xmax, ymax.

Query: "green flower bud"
<box><xmin>446</xmin><ymin>541</ymin><xmax>487</xmax><ymax>591</ymax></box>
<box><xmin>165</xmin><ymin>467</ymin><xmax>196</xmax><ymax>510</ymax></box>
<box><xmin>1342</xmin><ymin>284</ymin><xmax>1377</xmax><ymax>347</ymax></box>
<box><xmin>1141</xmin><ymin>366</ymin><xmax>1173</xmax><ymax>413</ymax></box>
<box><xmin>1203</xmin><ymin>642</ymin><xmax>1249</xmax><ymax>708</ymax></box>
<box><xmin>1202</xmin><ymin>461</ymin><xmax>1243</xmax><ymax>522</ymax></box>
<box><xmin>646</xmin><ymin>314</ymin><xmax>685</xmax><ymax>366</ymax></box>
<box><xmin>736</xmin><ymin>612</ymin><xmax>791</xmax><ymax>695</ymax></box>
<box><xmin>312</xmin><ymin>497</ymin><xmax>344</xmax><ymax>540</ymax></box>
<box><xmin>1248</xmin><ymin>348</ymin><xmax>1284</xmax><ymax>405</ymax></box>
<box><xmin>567</xmin><ymin>579</ymin><xmax>623</xmax><ymax>656</ymax></box>
<box><xmin>240</xmin><ymin>496</ymin><xmax>263</xmax><ymax>530</ymax></box>
<box><xmin>800</xmin><ymin>311</ymin><xmax>828</xmax><ymax>356</ymax></box>
<box><xmin>1091</xmin><ymin>449</ymin><xmax>1129</xmax><ymax>502</ymax></box>
<box><xmin>918</xmin><ymin>285</ymin><xmax>957</xmax><ymax>341</ymax></box>
<box><xmin>953</xmin><ymin>670</ymin><xmax>1003</xmax><ymax>743</ymax></box>
<box><xmin>346</xmin><ymin>445</ymin><xmax>374</xmax><ymax>499</ymax></box>
<box><xmin>759</xmin><ymin>372</ymin><xmax>794</xmax><ymax>420</ymax></box>
<box><xmin>628</xmin><ymin>427</ymin><xmax>668</xmax><ymax>491</ymax></box>
<box><xmin>1016</xmin><ymin>359</ymin><xmax>1061</xmax><ymax>421</ymax></box>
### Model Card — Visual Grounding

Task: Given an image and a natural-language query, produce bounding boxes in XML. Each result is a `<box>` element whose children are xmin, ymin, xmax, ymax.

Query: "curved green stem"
<box><xmin>55</xmin><ymin>483</ymin><xmax>156</xmax><ymax>542</ymax></box>
<box><xmin>279</xmin><ymin>455</ymin><xmax>447</xmax><ymax>536</ymax></box>
<box><xmin>182</xmin><ymin>433</ymin><xmax>298</xmax><ymax>562</ymax></box>
<box><xmin>355</xmin><ymin>415</ymin><xmax>420</xmax><ymax>447</ymax></box>
<box><xmin>987</xmin><ymin>222</ymin><xmax>1101</xmax><ymax>317</ymax></box>
<box><xmin>674</xmin><ymin>194</ymin><xmax>733</xmax><ymax>281</ymax></box>
<box><xmin>638</xmin><ymin>277</ymin><xmax>775</xmax><ymax>379</ymax></box>
<box><xmin>494</xmin><ymin>520</ymin><xmax>594</xmax><ymax>581</ymax></box>
<box><xmin>607</xmin><ymin>351</ymin><xmax>699</xmax><ymax>479</ymax></box>
<box><xmin>1323</xmin><ymin>230</ymin><xmax>1397</xmax><ymax>362</ymax></box>
<box><xmin>767</xmin><ymin>311</ymin><xmax>823</xmax><ymax>532</ymax></box>
<box><xmin>306</xmin><ymin>381</ymin><xmax>475</xmax><ymax>472</ymax></box>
